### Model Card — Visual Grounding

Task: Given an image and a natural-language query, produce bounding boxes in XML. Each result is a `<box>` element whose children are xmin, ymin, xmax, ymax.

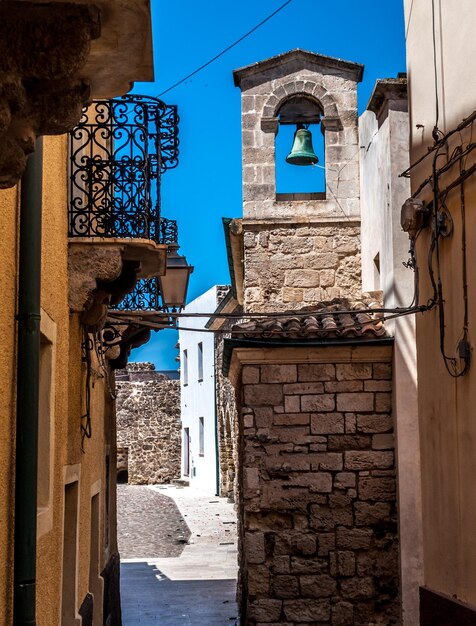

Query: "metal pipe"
<box><xmin>13</xmin><ymin>139</ymin><xmax>43</xmax><ymax>626</ymax></box>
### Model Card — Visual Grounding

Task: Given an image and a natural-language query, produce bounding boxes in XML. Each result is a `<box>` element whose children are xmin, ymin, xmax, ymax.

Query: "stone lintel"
<box><xmin>367</xmin><ymin>78</ymin><xmax>408</xmax><ymax>125</ymax></box>
<box><xmin>233</xmin><ymin>48</ymin><xmax>364</xmax><ymax>89</ymax></box>
<box><xmin>226</xmin><ymin>343</ymin><xmax>393</xmax><ymax>388</ymax></box>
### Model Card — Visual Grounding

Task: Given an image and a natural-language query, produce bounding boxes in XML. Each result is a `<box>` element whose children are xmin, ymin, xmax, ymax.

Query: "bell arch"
<box><xmin>235</xmin><ymin>49</ymin><xmax>362</xmax><ymax>219</ymax></box>
<box><xmin>262</xmin><ymin>88</ymin><xmax>336</xmax><ymax>197</ymax></box>
<box><xmin>261</xmin><ymin>81</ymin><xmax>340</xmax><ymax>130</ymax></box>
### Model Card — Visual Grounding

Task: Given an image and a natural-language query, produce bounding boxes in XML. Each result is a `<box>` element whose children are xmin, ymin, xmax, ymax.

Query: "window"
<box><xmin>199</xmin><ymin>417</ymin><xmax>204</xmax><ymax>456</ymax></box>
<box><xmin>197</xmin><ymin>342</ymin><xmax>203</xmax><ymax>381</ymax></box>
<box><xmin>62</xmin><ymin>478</ymin><xmax>79</xmax><ymax>625</ymax></box>
<box><xmin>183</xmin><ymin>349</ymin><xmax>188</xmax><ymax>385</ymax></box>
<box><xmin>38</xmin><ymin>334</ymin><xmax>53</xmax><ymax>511</ymax></box>
<box><xmin>89</xmin><ymin>492</ymin><xmax>103</xmax><ymax>625</ymax></box>
<box><xmin>37</xmin><ymin>309</ymin><xmax>56</xmax><ymax>538</ymax></box>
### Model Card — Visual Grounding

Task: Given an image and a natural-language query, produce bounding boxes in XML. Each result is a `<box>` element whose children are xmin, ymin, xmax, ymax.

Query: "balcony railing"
<box><xmin>115</xmin><ymin>277</ymin><xmax>166</xmax><ymax>312</ymax></box>
<box><xmin>69</xmin><ymin>94</ymin><xmax>179</xmax><ymax>243</ymax></box>
<box><xmin>109</xmin><ymin>218</ymin><xmax>186</xmax><ymax>315</ymax></box>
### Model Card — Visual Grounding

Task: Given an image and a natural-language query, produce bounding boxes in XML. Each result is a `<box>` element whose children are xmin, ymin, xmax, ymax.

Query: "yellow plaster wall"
<box><xmin>0</xmin><ymin>184</ymin><xmax>19</xmax><ymax>626</ymax></box>
<box><xmin>35</xmin><ymin>136</ymin><xmax>117</xmax><ymax>625</ymax></box>
<box><xmin>0</xmin><ymin>135</ymin><xmax>116</xmax><ymax>626</ymax></box>
<box><xmin>36</xmin><ymin>134</ymin><xmax>71</xmax><ymax>626</ymax></box>
<box><xmin>405</xmin><ymin>0</ymin><xmax>476</xmax><ymax>606</ymax></box>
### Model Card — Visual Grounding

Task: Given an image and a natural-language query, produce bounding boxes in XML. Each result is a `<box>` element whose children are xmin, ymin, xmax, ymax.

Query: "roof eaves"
<box><xmin>222</xmin><ymin>336</ymin><xmax>394</xmax><ymax>377</ymax></box>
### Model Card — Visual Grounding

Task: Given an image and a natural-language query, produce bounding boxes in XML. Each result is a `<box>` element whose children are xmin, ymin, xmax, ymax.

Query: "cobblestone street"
<box><xmin>118</xmin><ymin>485</ymin><xmax>238</xmax><ymax>625</ymax></box>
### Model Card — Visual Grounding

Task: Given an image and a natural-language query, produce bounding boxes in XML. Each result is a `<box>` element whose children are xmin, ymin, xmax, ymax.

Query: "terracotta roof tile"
<box><xmin>232</xmin><ymin>298</ymin><xmax>386</xmax><ymax>340</ymax></box>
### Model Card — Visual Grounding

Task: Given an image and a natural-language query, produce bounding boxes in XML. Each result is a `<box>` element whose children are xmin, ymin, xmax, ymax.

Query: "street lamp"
<box><xmin>158</xmin><ymin>244</ymin><xmax>193</xmax><ymax>310</ymax></box>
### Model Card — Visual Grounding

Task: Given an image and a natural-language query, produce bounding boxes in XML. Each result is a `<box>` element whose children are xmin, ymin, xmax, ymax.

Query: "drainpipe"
<box><xmin>13</xmin><ymin>139</ymin><xmax>43</xmax><ymax>626</ymax></box>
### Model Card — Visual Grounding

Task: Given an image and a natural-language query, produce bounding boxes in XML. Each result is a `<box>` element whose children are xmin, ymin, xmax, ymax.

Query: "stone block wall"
<box><xmin>243</xmin><ymin>221</ymin><xmax>361</xmax><ymax>312</ymax></box>
<box><xmin>216</xmin><ymin>331</ymin><xmax>240</xmax><ymax>501</ymax></box>
<box><xmin>236</xmin><ymin>348</ymin><xmax>399</xmax><ymax>625</ymax></box>
<box><xmin>116</xmin><ymin>362</ymin><xmax>181</xmax><ymax>484</ymax></box>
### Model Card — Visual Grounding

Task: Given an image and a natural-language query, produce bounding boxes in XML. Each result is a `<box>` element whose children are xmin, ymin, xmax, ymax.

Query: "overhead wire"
<box><xmin>157</xmin><ymin>0</ymin><xmax>294</xmax><ymax>98</ymax></box>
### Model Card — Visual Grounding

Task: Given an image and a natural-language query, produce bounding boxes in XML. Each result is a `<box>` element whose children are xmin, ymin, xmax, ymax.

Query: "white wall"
<box><xmin>360</xmin><ymin>98</ymin><xmax>423</xmax><ymax>625</ymax></box>
<box><xmin>404</xmin><ymin>0</ymin><xmax>476</xmax><ymax>610</ymax></box>
<box><xmin>179</xmin><ymin>286</ymin><xmax>219</xmax><ymax>494</ymax></box>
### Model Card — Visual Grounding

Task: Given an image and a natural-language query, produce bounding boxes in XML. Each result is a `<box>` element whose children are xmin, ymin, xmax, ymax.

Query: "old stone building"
<box><xmin>224</xmin><ymin>49</ymin><xmax>401</xmax><ymax>625</ymax></box>
<box><xmin>236</xmin><ymin>49</ymin><xmax>363</xmax><ymax>312</ymax></box>
<box><xmin>116</xmin><ymin>363</ymin><xmax>181</xmax><ymax>485</ymax></box>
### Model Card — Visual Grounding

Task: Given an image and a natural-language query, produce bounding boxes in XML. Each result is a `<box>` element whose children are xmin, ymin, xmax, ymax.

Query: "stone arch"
<box><xmin>117</xmin><ymin>469</ymin><xmax>128</xmax><ymax>484</ymax></box>
<box><xmin>261</xmin><ymin>80</ymin><xmax>339</xmax><ymax>130</ymax></box>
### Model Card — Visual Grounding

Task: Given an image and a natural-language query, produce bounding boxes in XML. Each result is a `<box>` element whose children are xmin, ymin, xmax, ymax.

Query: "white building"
<box><xmin>178</xmin><ymin>285</ymin><xmax>226</xmax><ymax>494</ymax></box>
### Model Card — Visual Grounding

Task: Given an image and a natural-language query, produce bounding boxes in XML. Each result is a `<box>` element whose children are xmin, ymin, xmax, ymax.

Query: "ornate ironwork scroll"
<box><xmin>69</xmin><ymin>95</ymin><xmax>179</xmax><ymax>242</ymax></box>
<box><xmin>159</xmin><ymin>217</ymin><xmax>179</xmax><ymax>245</ymax></box>
<box><xmin>115</xmin><ymin>278</ymin><xmax>163</xmax><ymax>312</ymax></box>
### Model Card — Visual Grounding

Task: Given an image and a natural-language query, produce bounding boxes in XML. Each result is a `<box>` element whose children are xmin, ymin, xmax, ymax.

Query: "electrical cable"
<box><xmin>400</xmin><ymin>110</ymin><xmax>476</xmax><ymax>180</ymax></box>
<box><xmin>157</xmin><ymin>0</ymin><xmax>294</xmax><ymax>98</ymax></box>
<box><xmin>81</xmin><ymin>327</ymin><xmax>93</xmax><ymax>450</ymax></box>
<box><xmin>109</xmin><ymin>305</ymin><xmax>430</xmax><ymax>321</ymax></box>
<box><xmin>428</xmin><ymin>134</ymin><xmax>470</xmax><ymax>377</ymax></box>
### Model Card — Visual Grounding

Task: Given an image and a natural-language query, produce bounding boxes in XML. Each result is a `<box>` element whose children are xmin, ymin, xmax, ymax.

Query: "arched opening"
<box><xmin>117</xmin><ymin>446</ymin><xmax>129</xmax><ymax>484</ymax></box>
<box><xmin>275</xmin><ymin>95</ymin><xmax>325</xmax><ymax>198</ymax></box>
<box><xmin>117</xmin><ymin>469</ymin><xmax>129</xmax><ymax>484</ymax></box>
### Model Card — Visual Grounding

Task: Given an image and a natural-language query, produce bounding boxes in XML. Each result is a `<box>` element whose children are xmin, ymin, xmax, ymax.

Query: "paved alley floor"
<box><xmin>118</xmin><ymin>484</ymin><xmax>238</xmax><ymax>625</ymax></box>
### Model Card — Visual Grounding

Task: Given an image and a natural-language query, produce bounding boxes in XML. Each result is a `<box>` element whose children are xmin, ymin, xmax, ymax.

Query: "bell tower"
<box><xmin>233</xmin><ymin>49</ymin><xmax>364</xmax><ymax>312</ymax></box>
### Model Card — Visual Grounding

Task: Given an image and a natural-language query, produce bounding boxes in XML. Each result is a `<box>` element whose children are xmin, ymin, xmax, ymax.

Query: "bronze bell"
<box><xmin>286</xmin><ymin>123</ymin><xmax>318</xmax><ymax>166</ymax></box>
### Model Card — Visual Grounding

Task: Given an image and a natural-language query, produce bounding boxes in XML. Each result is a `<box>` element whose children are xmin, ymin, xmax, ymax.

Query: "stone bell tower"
<box><xmin>233</xmin><ymin>49</ymin><xmax>364</xmax><ymax>312</ymax></box>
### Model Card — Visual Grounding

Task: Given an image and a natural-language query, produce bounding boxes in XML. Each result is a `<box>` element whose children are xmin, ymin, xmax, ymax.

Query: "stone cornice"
<box><xmin>234</xmin><ymin>49</ymin><xmax>364</xmax><ymax>88</ymax></box>
<box><xmin>367</xmin><ymin>78</ymin><xmax>408</xmax><ymax>122</ymax></box>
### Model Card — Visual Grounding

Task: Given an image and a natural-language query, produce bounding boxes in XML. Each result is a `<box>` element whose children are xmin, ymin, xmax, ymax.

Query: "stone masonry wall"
<box><xmin>116</xmin><ymin>362</ymin><xmax>181</xmax><ymax>484</ymax></box>
<box><xmin>243</xmin><ymin>222</ymin><xmax>361</xmax><ymax>312</ymax></box>
<box><xmin>238</xmin><ymin>351</ymin><xmax>399</xmax><ymax>625</ymax></box>
<box><xmin>237</xmin><ymin>52</ymin><xmax>362</xmax><ymax>220</ymax></box>
<box><xmin>236</xmin><ymin>51</ymin><xmax>363</xmax><ymax>312</ymax></box>
<box><xmin>216</xmin><ymin>331</ymin><xmax>240</xmax><ymax>501</ymax></box>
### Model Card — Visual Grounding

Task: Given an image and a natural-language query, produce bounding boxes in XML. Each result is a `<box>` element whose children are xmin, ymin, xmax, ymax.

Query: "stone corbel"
<box><xmin>68</xmin><ymin>244</ymin><xmax>140</xmax><ymax>327</ymax></box>
<box><xmin>68</xmin><ymin>237</ymin><xmax>167</xmax><ymax>326</ymax></box>
<box><xmin>261</xmin><ymin>116</ymin><xmax>279</xmax><ymax>133</ymax></box>
<box><xmin>0</xmin><ymin>2</ymin><xmax>101</xmax><ymax>188</ymax></box>
<box><xmin>107</xmin><ymin>324</ymin><xmax>151</xmax><ymax>371</ymax></box>
<box><xmin>320</xmin><ymin>116</ymin><xmax>343</xmax><ymax>132</ymax></box>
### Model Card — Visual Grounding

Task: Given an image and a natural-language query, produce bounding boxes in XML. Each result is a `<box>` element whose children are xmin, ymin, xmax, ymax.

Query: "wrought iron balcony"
<box><xmin>69</xmin><ymin>94</ymin><xmax>179</xmax><ymax>243</ymax></box>
<box><xmin>116</xmin><ymin>277</ymin><xmax>167</xmax><ymax>312</ymax></box>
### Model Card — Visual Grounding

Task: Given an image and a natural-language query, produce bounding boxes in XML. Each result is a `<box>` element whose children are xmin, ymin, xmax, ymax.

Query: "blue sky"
<box><xmin>131</xmin><ymin>0</ymin><xmax>407</xmax><ymax>369</ymax></box>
